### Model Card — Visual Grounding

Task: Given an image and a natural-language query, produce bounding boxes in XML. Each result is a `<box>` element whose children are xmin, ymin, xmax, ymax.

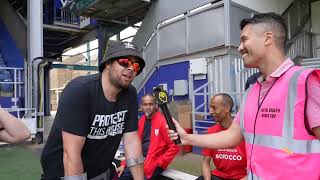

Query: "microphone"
<box><xmin>153</xmin><ymin>87</ymin><xmax>181</xmax><ymax>144</ymax></box>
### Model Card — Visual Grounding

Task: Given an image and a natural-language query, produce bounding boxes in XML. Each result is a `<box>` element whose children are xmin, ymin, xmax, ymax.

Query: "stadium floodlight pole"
<box><xmin>153</xmin><ymin>87</ymin><xmax>181</xmax><ymax>144</ymax></box>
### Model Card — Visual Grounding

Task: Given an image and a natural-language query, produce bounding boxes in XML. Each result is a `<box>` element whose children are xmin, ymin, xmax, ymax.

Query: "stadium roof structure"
<box><xmin>64</xmin><ymin>0</ymin><xmax>151</xmax><ymax>39</ymax></box>
<box><xmin>7</xmin><ymin>0</ymin><xmax>152</xmax><ymax>59</ymax></box>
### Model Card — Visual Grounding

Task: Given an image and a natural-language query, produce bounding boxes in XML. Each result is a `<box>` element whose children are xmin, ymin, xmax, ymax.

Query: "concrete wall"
<box><xmin>133</xmin><ymin>0</ymin><xmax>214</xmax><ymax>50</ymax></box>
<box><xmin>311</xmin><ymin>1</ymin><xmax>320</xmax><ymax>34</ymax></box>
<box><xmin>232</xmin><ymin>0</ymin><xmax>294</xmax><ymax>14</ymax></box>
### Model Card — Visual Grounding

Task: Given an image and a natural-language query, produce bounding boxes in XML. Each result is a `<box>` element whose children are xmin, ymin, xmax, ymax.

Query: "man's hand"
<box><xmin>166</xmin><ymin>118</ymin><xmax>188</xmax><ymax>145</ymax></box>
<box><xmin>116</xmin><ymin>165</ymin><xmax>125</xmax><ymax>177</ymax></box>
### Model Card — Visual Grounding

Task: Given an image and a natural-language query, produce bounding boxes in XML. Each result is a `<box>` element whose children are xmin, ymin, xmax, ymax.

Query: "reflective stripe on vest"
<box><xmin>240</xmin><ymin>86</ymin><xmax>252</xmax><ymax>132</ymax></box>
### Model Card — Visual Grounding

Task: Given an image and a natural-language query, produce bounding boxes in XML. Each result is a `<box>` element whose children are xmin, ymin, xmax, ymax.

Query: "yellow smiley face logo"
<box><xmin>159</xmin><ymin>92</ymin><xmax>168</xmax><ymax>103</ymax></box>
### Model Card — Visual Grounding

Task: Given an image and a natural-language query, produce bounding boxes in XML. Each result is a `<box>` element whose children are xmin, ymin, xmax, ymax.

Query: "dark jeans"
<box><xmin>196</xmin><ymin>175</ymin><xmax>226</xmax><ymax>180</ymax></box>
<box><xmin>119</xmin><ymin>166</ymin><xmax>164</xmax><ymax>180</ymax></box>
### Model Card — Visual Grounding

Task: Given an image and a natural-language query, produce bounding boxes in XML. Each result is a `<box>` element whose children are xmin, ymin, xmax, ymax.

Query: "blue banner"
<box><xmin>55</xmin><ymin>0</ymin><xmax>72</xmax><ymax>9</ymax></box>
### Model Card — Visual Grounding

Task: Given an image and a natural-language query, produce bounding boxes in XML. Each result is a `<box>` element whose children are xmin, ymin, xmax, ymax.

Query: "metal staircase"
<box><xmin>191</xmin><ymin>56</ymin><xmax>258</xmax><ymax>134</ymax></box>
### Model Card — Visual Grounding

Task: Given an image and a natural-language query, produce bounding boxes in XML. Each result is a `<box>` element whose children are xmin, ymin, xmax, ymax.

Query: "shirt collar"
<box><xmin>257</xmin><ymin>58</ymin><xmax>294</xmax><ymax>83</ymax></box>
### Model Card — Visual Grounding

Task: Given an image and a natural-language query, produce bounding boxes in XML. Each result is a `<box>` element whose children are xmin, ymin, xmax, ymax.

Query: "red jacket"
<box><xmin>121</xmin><ymin>111</ymin><xmax>180</xmax><ymax>178</ymax></box>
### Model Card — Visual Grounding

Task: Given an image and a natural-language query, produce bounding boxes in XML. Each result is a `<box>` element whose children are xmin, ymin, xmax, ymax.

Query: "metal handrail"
<box><xmin>54</xmin><ymin>9</ymin><xmax>79</xmax><ymax>24</ymax></box>
<box><xmin>3</xmin><ymin>107</ymin><xmax>36</xmax><ymax>119</ymax></box>
<box><xmin>0</xmin><ymin>67</ymin><xmax>24</xmax><ymax>108</ymax></box>
<box><xmin>0</xmin><ymin>67</ymin><xmax>24</xmax><ymax>70</ymax></box>
<box><xmin>191</xmin><ymin>56</ymin><xmax>259</xmax><ymax>134</ymax></box>
<box><xmin>193</xmin><ymin>82</ymin><xmax>209</xmax><ymax>93</ymax></box>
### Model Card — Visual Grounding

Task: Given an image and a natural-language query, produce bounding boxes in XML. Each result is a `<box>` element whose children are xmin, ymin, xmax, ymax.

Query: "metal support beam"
<box><xmin>97</xmin><ymin>22</ymin><xmax>110</xmax><ymax>65</ymax></box>
<box><xmin>27</xmin><ymin>0</ymin><xmax>44</xmax><ymax>143</ymax></box>
<box><xmin>86</xmin><ymin>41</ymin><xmax>91</xmax><ymax>65</ymax></box>
<box><xmin>224</xmin><ymin>0</ymin><xmax>231</xmax><ymax>46</ymax></box>
<box><xmin>51</xmin><ymin>64</ymin><xmax>98</xmax><ymax>71</ymax></box>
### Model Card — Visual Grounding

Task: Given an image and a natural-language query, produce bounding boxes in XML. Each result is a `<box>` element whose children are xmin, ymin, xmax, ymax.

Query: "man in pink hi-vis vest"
<box><xmin>168</xmin><ymin>12</ymin><xmax>320</xmax><ymax>180</ymax></box>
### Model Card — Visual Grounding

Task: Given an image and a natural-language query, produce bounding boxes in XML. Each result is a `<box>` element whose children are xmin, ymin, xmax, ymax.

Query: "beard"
<box><xmin>108</xmin><ymin>66</ymin><xmax>132</xmax><ymax>89</ymax></box>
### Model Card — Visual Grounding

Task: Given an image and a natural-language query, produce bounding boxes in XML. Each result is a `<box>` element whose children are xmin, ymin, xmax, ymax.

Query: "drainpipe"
<box><xmin>27</xmin><ymin>0</ymin><xmax>44</xmax><ymax>143</ymax></box>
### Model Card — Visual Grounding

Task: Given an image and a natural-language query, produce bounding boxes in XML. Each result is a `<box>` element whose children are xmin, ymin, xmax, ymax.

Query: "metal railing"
<box><xmin>0</xmin><ymin>67</ymin><xmax>41</xmax><ymax>137</ymax></box>
<box><xmin>191</xmin><ymin>56</ymin><xmax>258</xmax><ymax>134</ymax></box>
<box><xmin>0</xmin><ymin>67</ymin><xmax>24</xmax><ymax>108</ymax></box>
<box><xmin>313</xmin><ymin>33</ymin><xmax>320</xmax><ymax>58</ymax></box>
<box><xmin>300</xmin><ymin>57</ymin><xmax>320</xmax><ymax>68</ymax></box>
<box><xmin>234</xmin><ymin>57</ymin><xmax>259</xmax><ymax>93</ymax></box>
<box><xmin>49</xmin><ymin>87</ymin><xmax>64</xmax><ymax>111</ymax></box>
<box><xmin>192</xmin><ymin>81</ymin><xmax>214</xmax><ymax>134</ymax></box>
<box><xmin>286</xmin><ymin>31</ymin><xmax>313</xmax><ymax>59</ymax></box>
<box><xmin>54</xmin><ymin>9</ymin><xmax>79</xmax><ymax>25</ymax></box>
<box><xmin>4</xmin><ymin>107</ymin><xmax>37</xmax><ymax>136</ymax></box>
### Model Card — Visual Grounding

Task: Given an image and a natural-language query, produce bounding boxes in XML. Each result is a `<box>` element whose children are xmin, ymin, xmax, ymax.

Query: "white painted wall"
<box><xmin>232</xmin><ymin>0</ymin><xmax>294</xmax><ymax>14</ymax></box>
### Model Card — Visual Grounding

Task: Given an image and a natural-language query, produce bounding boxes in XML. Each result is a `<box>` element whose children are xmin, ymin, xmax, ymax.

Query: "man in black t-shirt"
<box><xmin>41</xmin><ymin>41</ymin><xmax>146</xmax><ymax>180</ymax></box>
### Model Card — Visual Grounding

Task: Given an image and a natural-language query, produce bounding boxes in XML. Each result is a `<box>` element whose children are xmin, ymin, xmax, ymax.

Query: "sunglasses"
<box><xmin>117</xmin><ymin>58</ymin><xmax>141</xmax><ymax>73</ymax></box>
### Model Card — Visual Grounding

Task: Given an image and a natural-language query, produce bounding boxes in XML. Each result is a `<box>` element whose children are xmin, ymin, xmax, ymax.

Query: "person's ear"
<box><xmin>264</xmin><ymin>31</ymin><xmax>273</xmax><ymax>46</ymax></box>
<box><xmin>104</xmin><ymin>62</ymin><xmax>111</xmax><ymax>71</ymax></box>
<box><xmin>224</xmin><ymin>105</ymin><xmax>231</xmax><ymax>113</ymax></box>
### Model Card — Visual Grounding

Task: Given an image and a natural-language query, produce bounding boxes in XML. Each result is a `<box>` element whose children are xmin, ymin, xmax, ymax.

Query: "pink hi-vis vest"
<box><xmin>239</xmin><ymin>66</ymin><xmax>320</xmax><ymax>180</ymax></box>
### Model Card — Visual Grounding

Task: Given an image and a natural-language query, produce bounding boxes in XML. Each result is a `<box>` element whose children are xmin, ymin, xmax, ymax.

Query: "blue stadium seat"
<box><xmin>1</xmin><ymin>78</ymin><xmax>13</xmax><ymax>92</ymax></box>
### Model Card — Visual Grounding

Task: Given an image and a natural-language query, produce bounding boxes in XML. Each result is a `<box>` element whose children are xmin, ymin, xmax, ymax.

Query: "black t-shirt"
<box><xmin>141</xmin><ymin>118</ymin><xmax>151</xmax><ymax>157</ymax></box>
<box><xmin>41</xmin><ymin>73</ymin><xmax>138</xmax><ymax>180</ymax></box>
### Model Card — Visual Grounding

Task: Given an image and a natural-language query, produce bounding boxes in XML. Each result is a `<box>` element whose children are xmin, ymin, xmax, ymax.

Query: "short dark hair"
<box><xmin>240</xmin><ymin>12</ymin><xmax>287</xmax><ymax>50</ymax></box>
<box><xmin>141</xmin><ymin>94</ymin><xmax>156</xmax><ymax>103</ymax></box>
<box><xmin>213</xmin><ymin>93</ymin><xmax>234</xmax><ymax>112</ymax></box>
